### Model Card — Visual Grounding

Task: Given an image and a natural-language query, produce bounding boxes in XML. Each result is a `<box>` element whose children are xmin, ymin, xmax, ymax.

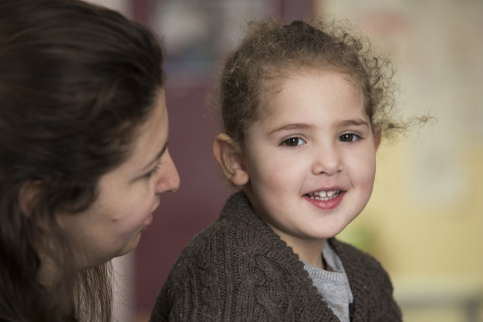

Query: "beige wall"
<box><xmin>316</xmin><ymin>0</ymin><xmax>483</xmax><ymax>321</ymax></box>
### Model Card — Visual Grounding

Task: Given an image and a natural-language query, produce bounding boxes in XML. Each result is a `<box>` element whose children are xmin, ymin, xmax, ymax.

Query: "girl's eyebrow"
<box><xmin>268</xmin><ymin>118</ymin><xmax>369</xmax><ymax>135</ymax></box>
<box><xmin>337</xmin><ymin>119</ymin><xmax>370</xmax><ymax>128</ymax></box>
<box><xmin>268</xmin><ymin>123</ymin><xmax>313</xmax><ymax>135</ymax></box>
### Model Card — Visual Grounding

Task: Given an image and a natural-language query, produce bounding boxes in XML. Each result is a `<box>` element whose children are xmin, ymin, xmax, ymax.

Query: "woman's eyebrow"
<box><xmin>141</xmin><ymin>142</ymin><xmax>168</xmax><ymax>171</ymax></box>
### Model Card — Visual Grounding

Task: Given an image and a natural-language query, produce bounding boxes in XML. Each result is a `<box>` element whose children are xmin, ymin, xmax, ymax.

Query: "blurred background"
<box><xmin>89</xmin><ymin>1</ymin><xmax>483</xmax><ymax>321</ymax></box>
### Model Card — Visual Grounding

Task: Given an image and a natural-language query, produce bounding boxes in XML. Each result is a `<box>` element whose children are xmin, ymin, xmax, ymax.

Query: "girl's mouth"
<box><xmin>305</xmin><ymin>190</ymin><xmax>340</xmax><ymax>201</ymax></box>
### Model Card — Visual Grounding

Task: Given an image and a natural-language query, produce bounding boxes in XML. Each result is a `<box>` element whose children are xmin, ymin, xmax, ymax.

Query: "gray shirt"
<box><xmin>302</xmin><ymin>243</ymin><xmax>354</xmax><ymax>322</ymax></box>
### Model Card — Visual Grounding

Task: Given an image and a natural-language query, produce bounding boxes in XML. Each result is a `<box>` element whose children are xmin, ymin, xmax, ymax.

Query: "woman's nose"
<box><xmin>156</xmin><ymin>150</ymin><xmax>180</xmax><ymax>194</ymax></box>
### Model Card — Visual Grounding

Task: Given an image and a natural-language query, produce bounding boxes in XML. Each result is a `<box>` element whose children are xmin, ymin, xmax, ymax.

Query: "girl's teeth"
<box><xmin>307</xmin><ymin>190</ymin><xmax>340</xmax><ymax>201</ymax></box>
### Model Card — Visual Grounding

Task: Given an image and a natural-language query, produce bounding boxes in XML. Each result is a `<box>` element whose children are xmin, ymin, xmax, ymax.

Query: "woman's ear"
<box><xmin>213</xmin><ymin>133</ymin><xmax>249</xmax><ymax>186</ymax></box>
<box><xmin>18</xmin><ymin>181</ymin><xmax>40</xmax><ymax>217</ymax></box>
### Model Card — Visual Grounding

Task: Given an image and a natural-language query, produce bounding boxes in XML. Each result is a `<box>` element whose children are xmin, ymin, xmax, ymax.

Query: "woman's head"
<box><xmin>0</xmin><ymin>0</ymin><xmax>178</xmax><ymax>320</ymax></box>
<box><xmin>57</xmin><ymin>87</ymin><xmax>180</xmax><ymax>270</ymax></box>
<box><xmin>218</xmin><ymin>18</ymin><xmax>399</xmax><ymax>147</ymax></box>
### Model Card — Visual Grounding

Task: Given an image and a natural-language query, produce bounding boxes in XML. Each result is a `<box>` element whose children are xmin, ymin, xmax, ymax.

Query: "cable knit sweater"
<box><xmin>150</xmin><ymin>192</ymin><xmax>402</xmax><ymax>322</ymax></box>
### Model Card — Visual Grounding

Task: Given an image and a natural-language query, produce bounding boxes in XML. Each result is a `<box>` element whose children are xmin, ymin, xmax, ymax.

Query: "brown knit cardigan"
<box><xmin>150</xmin><ymin>192</ymin><xmax>402</xmax><ymax>322</ymax></box>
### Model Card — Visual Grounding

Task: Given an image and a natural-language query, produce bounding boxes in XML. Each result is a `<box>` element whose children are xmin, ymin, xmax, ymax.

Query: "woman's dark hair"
<box><xmin>0</xmin><ymin>0</ymin><xmax>164</xmax><ymax>320</ymax></box>
<box><xmin>218</xmin><ymin>18</ymin><xmax>407</xmax><ymax>146</ymax></box>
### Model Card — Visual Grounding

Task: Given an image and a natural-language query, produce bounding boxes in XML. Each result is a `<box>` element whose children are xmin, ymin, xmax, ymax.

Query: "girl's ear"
<box><xmin>373</xmin><ymin>126</ymin><xmax>382</xmax><ymax>151</ymax></box>
<box><xmin>213</xmin><ymin>133</ymin><xmax>249</xmax><ymax>186</ymax></box>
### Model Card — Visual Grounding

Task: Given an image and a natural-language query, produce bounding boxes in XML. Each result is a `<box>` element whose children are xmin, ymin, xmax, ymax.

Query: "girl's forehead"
<box><xmin>259</xmin><ymin>70</ymin><xmax>364</xmax><ymax>115</ymax></box>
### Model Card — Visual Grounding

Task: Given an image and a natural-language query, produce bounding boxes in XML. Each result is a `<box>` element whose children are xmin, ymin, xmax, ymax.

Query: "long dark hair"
<box><xmin>0</xmin><ymin>0</ymin><xmax>164</xmax><ymax>320</ymax></box>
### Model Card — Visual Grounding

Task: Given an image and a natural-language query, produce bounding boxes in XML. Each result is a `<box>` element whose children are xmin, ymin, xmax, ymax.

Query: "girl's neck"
<box><xmin>285</xmin><ymin>237</ymin><xmax>328</xmax><ymax>270</ymax></box>
<box><xmin>298</xmin><ymin>246</ymin><xmax>326</xmax><ymax>270</ymax></box>
<box><xmin>259</xmin><ymin>213</ymin><xmax>329</xmax><ymax>269</ymax></box>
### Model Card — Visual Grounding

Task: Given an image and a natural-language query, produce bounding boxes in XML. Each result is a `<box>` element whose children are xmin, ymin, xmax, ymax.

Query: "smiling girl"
<box><xmin>151</xmin><ymin>18</ymin><xmax>409</xmax><ymax>322</ymax></box>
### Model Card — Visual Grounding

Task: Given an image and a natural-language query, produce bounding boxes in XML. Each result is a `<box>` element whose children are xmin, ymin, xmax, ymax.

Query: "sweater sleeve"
<box><xmin>150</xmin><ymin>230</ymin><xmax>229</xmax><ymax>322</ymax></box>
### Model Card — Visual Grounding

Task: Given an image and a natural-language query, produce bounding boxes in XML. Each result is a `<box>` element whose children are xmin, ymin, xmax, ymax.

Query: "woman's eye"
<box><xmin>145</xmin><ymin>161</ymin><xmax>161</xmax><ymax>179</ymax></box>
<box><xmin>339</xmin><ymin>133</ymin><xmax>360</xmax><ymax>142</ymax></box>
<box><xmin>281</xmin><ymin>137</ymin><xmax>306</xmax><ymax>146</ymax></box>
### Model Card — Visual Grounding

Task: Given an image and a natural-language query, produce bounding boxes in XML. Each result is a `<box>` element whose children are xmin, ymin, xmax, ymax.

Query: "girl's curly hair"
<box><xmin>217</xmin><ymin>18</ymin><xmax>414</xmax><ymax>146</ymax></box>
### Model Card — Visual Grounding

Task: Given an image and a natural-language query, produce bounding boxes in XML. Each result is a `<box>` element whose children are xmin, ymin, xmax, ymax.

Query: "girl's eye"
<box><xmin>281</xmin><ymin>137</ymin><xmax>306</xmax><ymax>147</ymax></box>
<box><xmin>339</xmin><ymin>133</ymin><xmax>360</xmax><ymax>142</ymax></box>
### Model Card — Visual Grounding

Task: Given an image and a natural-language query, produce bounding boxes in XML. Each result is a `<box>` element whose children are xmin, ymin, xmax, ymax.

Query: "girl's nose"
<box><xmin>156</xmin><ymin>150</ymin><xmax>180</xmax><ymax>194</ymax></box>
<box><xmin>311</xmin><ymin>143</ymin><xmax>343</xmax><ymax>176</ymax></box>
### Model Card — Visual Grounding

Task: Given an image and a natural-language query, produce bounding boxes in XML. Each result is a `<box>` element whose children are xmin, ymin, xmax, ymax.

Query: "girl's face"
<box><xmin>241</xmin><ymin>71</ymin><xmax>379</xmax><ymax>256</ymax></box>
<box><xmin>58</xmin><ymin>88</ymin><xmax>180</xmax><ymax>269</ymax></box>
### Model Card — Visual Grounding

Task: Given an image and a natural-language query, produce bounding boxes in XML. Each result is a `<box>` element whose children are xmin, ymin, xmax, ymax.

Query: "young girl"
<box><xmin>151</xmin><ymin>18</ymin><xmax>407</xmax><ymax>321</ymax></box>
<box><xmin>0</xmin><ymin>0</ymin><xmax>179</xmax><ymax>321</ymax></box>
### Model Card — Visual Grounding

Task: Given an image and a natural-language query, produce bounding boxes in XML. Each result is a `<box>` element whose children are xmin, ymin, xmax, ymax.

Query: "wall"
<box><xmin>86</xmin><ymin>1</ymin><xmax>483</xmax><ymax>321</ymax></box>
<box><xmin>316</xmin><ymin>1</ymin><xmax>483</xmax><ymax>321</ymax></box>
